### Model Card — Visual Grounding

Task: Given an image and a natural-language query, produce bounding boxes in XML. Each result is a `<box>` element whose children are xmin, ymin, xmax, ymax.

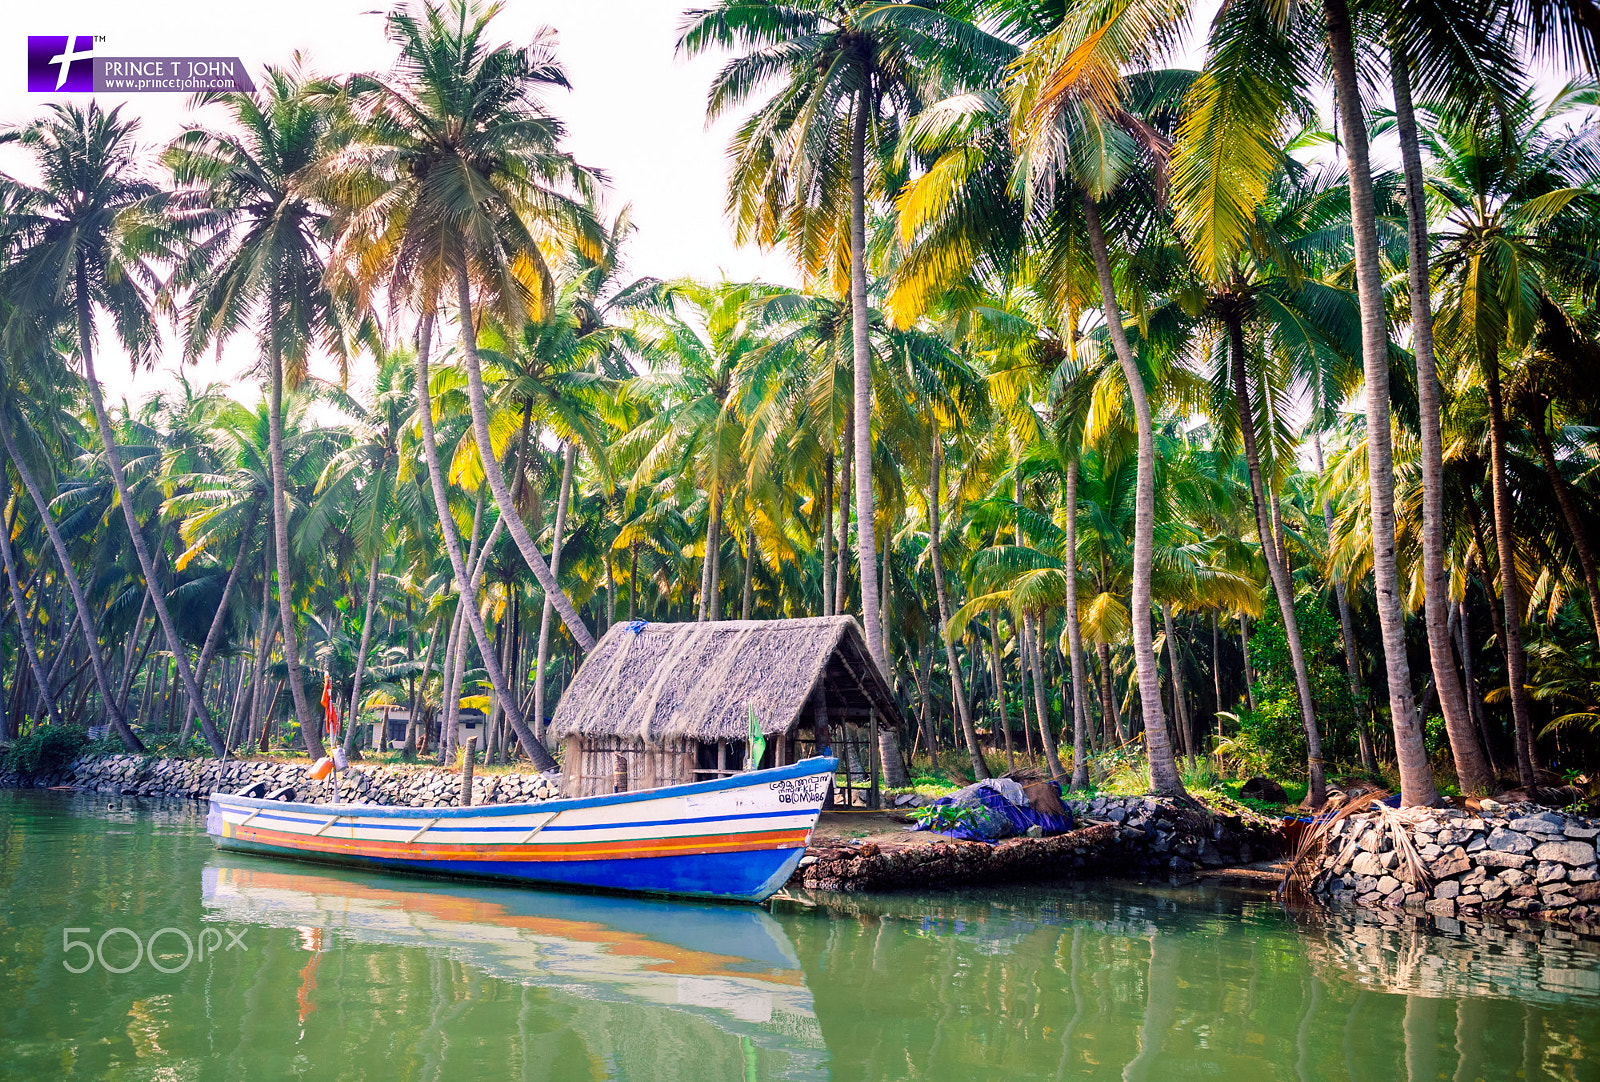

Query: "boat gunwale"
<box><xmin>208</xmin><ymin>756</ymin><xmax>838</xmax><ymax>820</ymax></box>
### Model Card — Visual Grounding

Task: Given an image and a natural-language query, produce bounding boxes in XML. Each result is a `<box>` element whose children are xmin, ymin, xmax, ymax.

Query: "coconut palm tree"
<box><xmin>679</xmin><ymin>0</ymin><xmax>994</xmax><ymax>673</ymax></box>
<box><xmin>326</xmin><ymin>0</ymin><xmax>600</xmax><ymax>661</ymax></box>
<box><xmin>2</xmin><ymin>102</ymin><xmax>228</xmax><ymax>756</ymax></box>
<box><xmin>164</xmin><ymin>63</ymin><xmax>360</xmax><ymax>758</ymax></box>
<box><xmin>1428</xmin><ymin>80</ymin><xmax>1600</xmax><ymax>788</ymax></box>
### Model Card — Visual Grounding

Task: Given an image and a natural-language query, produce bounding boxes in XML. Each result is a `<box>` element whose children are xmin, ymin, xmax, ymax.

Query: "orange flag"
<box><xmin>320</xmin><ymin>674</ymin><xmax>337</xmax><ymax>738</ymax></box>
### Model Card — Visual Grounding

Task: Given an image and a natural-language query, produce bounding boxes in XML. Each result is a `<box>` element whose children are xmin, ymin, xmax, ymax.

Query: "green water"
<box><xmin>2</xmin><ymin>791</ymin><xmax>1597</xmax><ymax>1081</ymax></box>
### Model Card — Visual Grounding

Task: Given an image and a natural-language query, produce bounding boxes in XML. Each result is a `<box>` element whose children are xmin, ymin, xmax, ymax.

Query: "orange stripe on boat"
<box><xmin>228</xmin><ymin>822</ymin><xmax>811</xmax><ymax>862</ymax></box>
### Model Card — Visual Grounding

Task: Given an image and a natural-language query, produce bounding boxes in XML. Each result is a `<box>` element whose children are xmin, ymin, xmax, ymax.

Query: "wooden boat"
<box><xmin>206</xmin><ymin>757</ymin><xmax>835</xmax><ymax>903</ymax></box>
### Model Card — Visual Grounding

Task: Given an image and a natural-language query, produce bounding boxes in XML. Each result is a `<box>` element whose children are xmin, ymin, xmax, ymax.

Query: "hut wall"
<box><xmin>563</xmin><ymin>735</ymin><xmax>696</xmax><ymax>798</ymax></box>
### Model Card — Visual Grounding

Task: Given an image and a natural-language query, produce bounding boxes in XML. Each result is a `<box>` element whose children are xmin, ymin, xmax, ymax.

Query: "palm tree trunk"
<box><xmin>76</xmin><ymin>279</ymin><xmax>227</xmax><ymax>757</ymax></box>
<box><xmin>535</xmin><ymin>443</ymin><xmax>577</xmax><ymax>732</ymax></box>
<box><xmin>0</xmin><ymin>412</ymin><xmax>138</xmax><ymax>749</ymax></box>
<box><xmin>1062</xmin><ymin>456</ymin><xmax>1091</xmax><ymax>787</ymax></box>
<box><xmin>1483</xmin><ymin>358</ymin><xmax>1539</xmax><ymax>788</ymax></box>
<box><xmin>1161</xmin><ymin>604</ymin><xmax>1193</xmax><ymax>762</ymax></box>
<box><xmin>1526</xmin><ymin>413</ymin><xmax>1600</xmax><ymax>652</ymax></box>
<box><xmin>836</xmin><ymin>402</ymin><xmax>853</xmax><ymax>617</ymax></box>
<box><xmin>628</xmin><ymin>541</ymin><xmax>639</xmax><ymax>620</ymax></box>
<box><xmin>1211</xmin><ymin>612</ymin><xmax>1223</xmax><ymax>748</ymax></box>
<box><xmin>1097</xmin><ymin>642</ymin><xmax>1121</xmax><ymax>744</ymax></box>
<box><xmin>265</xmin><ymin>334</ymin><xmax>323</xmax><ymax>760</ymax></box>
<box><xmin>1452</xmin><ymin>599</ymin><xmax>1498</xmax><ymax>776</ymax></box>
<box><xmin>821</xmin><ymin>453</ymin><xmax>834</xmax><ymax>616</ymax></box>
<box><xmin>1026</xmin><ymin>612</ymin><xmax>1064</xmax><ymax>780</ymax></box>
<box><xmin>0</xmin><ymin>472</ymin><xmax>61</xmax><ymax>727</ymax></box>
<box><xmin>342</xmin><ymin>547</ymin><xmax>383</xmax><ymax>759</ymax></box>
<box><xmin>118</xmin><ymin>601</ymin><xmax>156</xmax><ymax>716</ymax></box>
<box><xmin>1239</xmin><ymin>613</ymin><xmax>1257</xmax><ymax>713</ymax></box>
<box><xmin>929</xmin><ymin>430</ymin><xmax>989</xmax><ymax>779</ymax></box>
<box><xmin>180</xmin><ymin>503</ymin><xmax>259</xmax><ymax>746</ymax></box>
<box><xmin>698</xmin><ymin>481</ymin><xmax>723</xmax><ymax>621</ymax></box>
<box><xmin>914</xmin><ymin>639</ymin><xmax>938</xmax><ymax>758</ymax></box>
<box><xmin>415</xmin><ymin>312</ymin><xmax>557</xmax><ymax>772</ymax></box>
<box><xmin>1324</xmin><ymin>0</ymin><xmax>1435</xmax><ymax>806</ymax></box>
<box><xmin>1227</xmin><ymin>318</ymin><xmax>1326</xmax><ymax>805</ymax></box>
<box><xmin>850</xmin><ymin>86</ymin><xmax>884</xmax><ymax>672</ymax></box>
<box><xmin>406</xmin><ymin>613</ymin><xmax>442</xmax><ymax>759</ymax></box>
<box><xmin>989</xmin><ymin>617</ymin><xmax>1013</xmax><ymax>771</ymax></box>
<box><xmin>741</xmin><ymin>526</ymin><xmax>755</xmax><ymax>619</ymax></box>
<box><xmin>1313</xmin><ymin>434</ymin><xmax>1379</xmax><ymax>771</ymax></box>
<box><xmin>452</xmin><ymin>256</ymin><xmax>594</xmax><ymax>654</ymax></box>
<box><xmin>1082</xmin><ymin>192</ymin><xmax>1182</xmax><ymax>797</ymax></box>
<box><xmin>440</xmin><ymin>482</ymin><xmax>489</xmax><ymax>766</ymax></box>
<box><xmin>342</xmin><ymin>443</ymin><xmax>393</xmax><ymax>758</ymax></box>
<box><xmin>1391</xmin><ymin>41</ymin><xmax>1493</xmax><ymax>794</ymax></box>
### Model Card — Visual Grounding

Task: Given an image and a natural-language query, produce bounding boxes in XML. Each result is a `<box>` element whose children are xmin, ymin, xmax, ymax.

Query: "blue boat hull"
<box><xmin>213</xmin><ymin>834</ymin><xmax>810</xmax><ymax>902</ymax></box>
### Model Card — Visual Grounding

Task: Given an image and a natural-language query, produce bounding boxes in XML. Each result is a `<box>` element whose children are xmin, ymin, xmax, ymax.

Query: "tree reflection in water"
<box><xmin>2</xmin><ymin>792</ymin><xmax>1597</xmax><ymax>1082</ymax></box>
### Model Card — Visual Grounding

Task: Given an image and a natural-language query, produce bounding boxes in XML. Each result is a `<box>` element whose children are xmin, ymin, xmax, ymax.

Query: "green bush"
<box><xmin>4</xmin><ymin>725</ymin><xmax>89</xmax><ymax>777</ymax></box>
<box><xmin>1236</xmin><ymin>600</ymin><xmax>1364</xmax><ymax>776</ymax></box>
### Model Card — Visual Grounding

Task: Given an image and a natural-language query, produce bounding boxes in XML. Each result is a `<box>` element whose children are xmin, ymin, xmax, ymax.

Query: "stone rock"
<box><xmin>1509</xmin><ymin>813</ymin><xmax>1567</xmax><ymax>833</ymax></box>
<box><xmin>1536</xmin><ymin>861</ymin><xmax>1568</xmax><ymax>884</ymax></box>
<box><xmin>1376</xmin><ymin>875</ymin><xmax>1400</xmax><ymax>895</ymax></box>
<box><xmin>1500</xmin><ymin>868</ymin><xmax>1529</xmax><ymax>886</ymax></box>
<box><xmin>1477</xmin><ymin>850</ymin><xmax>1532</xmax><ymax>870</ymax></box>
<box><xmin>1433</xmin><ymin>880</ymin><xmax>1461</xmax><ymax>900</ymax></box>
<box><xmin>1480</xmin><ymin>880</ymin><xmax>1510</xmax><ymax>901</ymax></box>
<box><xmin>1350</xmin><ymin>852</ymin><xmax>1383</xmax><ymax>878</ymax></box>
<box><xmin>1425</xmin><ymin>898</ymin><xmax>1457</xmax><ymax>917</ymax></box>
<box><xmin>1570</xmin><ymin>866</ymin><xmax>1598</xmax><ymax>883</ymax></box>
<box><xmin>1573</xmin><ymin>882</ymin><xmax>1600</xmax><ymax>903</ymax></box>
<box><xmin>1429</xmin><ymin>853</ymin><xmax>1471</xmax><ymax>879</ymax></box>
<box><xmin>1488</xmin><ymin>827</ymin><xmax>1535</xmax><ymax>854</ymax></box>
<box><xmin>1532</xmin><ymin>840</ymin><xmax>1596</xmax><ymax>867</ymax></box>
<box><xmin>1563</xmin><ymin>822</ymin><xmax>1600</xmax><ymax>840</ymax></box>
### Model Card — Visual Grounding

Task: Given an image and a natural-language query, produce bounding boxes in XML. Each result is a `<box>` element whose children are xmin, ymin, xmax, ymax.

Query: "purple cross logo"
<box><xmin>27</xmin><ymin>36</ymin><xmax>96</xmax><ymax>93</ymax></box>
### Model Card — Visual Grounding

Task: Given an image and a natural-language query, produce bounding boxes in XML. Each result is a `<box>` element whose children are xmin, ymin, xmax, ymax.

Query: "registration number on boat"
<box><xmin>771</xmin><ymin>776</ymin><xmax>828</xmax><ymax>805</ymax></box>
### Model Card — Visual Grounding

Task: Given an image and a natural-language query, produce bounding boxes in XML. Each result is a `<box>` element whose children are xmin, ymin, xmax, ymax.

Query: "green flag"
<box><xmin>748</xmin><ymin>706</ymin><xmax>766</xmax><ymax>769</ymax></box>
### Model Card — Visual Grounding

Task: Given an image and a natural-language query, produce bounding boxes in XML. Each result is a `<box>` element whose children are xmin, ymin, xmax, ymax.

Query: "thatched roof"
<box><xmin>549</xmin><ymin>616</ymin><xmax>903</xmax><ymax>742</ymax></box>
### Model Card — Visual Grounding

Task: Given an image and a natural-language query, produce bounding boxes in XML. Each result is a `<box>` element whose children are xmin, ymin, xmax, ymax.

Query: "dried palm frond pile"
<box><xmin>1279</xmin><ymin>790</ymin><xmax>1432</xmax><ymax>902</ymax></box>
<box><xmin>1003</xmin><ymin>767</ymin><xmax>1068</xmax><ymax>819</ymax></box>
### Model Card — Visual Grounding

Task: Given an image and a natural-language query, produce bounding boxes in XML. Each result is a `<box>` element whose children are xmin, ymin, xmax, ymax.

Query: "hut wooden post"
<box><xmin>613</xmin><ymin>752</ymin><xmax>628</xmax><ymax>793</ymax></box>
<box><xmin>460</xmin><ymin>736</ymin><xmax>477</xmax><ymax>806</ymax></box>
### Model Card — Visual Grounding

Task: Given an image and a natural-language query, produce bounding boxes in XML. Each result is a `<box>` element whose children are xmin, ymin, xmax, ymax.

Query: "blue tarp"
<box><xmin>913</xmin><ymin>781</ymin><xmax>1074</xmax><ymax>842</ymax></box>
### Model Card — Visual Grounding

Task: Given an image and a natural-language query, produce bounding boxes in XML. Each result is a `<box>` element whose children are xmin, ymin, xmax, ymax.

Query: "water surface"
<box><xmin>2</xmin><ymin>789</ymin><xmax>1596</xmax><ymax>1080</ymax></box>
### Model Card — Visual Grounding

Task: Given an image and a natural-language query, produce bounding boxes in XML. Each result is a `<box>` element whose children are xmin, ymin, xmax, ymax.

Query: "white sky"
<box><xmin>2</xmin><ymin>0</ymin><xmax>803</xmax><ymax>407</ymax></box>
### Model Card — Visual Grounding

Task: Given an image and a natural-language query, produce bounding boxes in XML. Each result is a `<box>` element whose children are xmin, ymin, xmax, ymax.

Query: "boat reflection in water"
<box><xmin>202</xmin><ymin>858</ymin><xmax>827</xmax><ymax>1079</ymax></box>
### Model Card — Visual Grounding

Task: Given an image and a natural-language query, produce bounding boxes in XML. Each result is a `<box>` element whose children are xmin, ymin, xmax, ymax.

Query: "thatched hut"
<box><xmin>549</xmin><ymin>616</ymin><xmax>903</xmax><ymax>804</ymax></box>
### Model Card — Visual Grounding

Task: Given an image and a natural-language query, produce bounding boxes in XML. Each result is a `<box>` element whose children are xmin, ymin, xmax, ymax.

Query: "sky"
<box><xmin>2</xmin><ymin>0</ymin><xmax>808</xmax><ymax>407</ymax></box>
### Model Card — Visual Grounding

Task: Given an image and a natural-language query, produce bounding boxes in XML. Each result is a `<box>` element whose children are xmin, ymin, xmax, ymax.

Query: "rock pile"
<box><xmin>793</xmin><ymin>794</ymin><xmax>1281</xmax><ymax>892</ymax></box>
<box><xmin>1062</xmin><ymin>794</ymin><xmax>1281</xmax><ymax>876</ymax></box>
<box><xmin>1</xmin><ymin>754</ymin><xmax>562</xmax><ymax>807</ymax></box>
<box><xmin>1312</xmin><ymin>804</ymin><xmax>1600</xmax><ymax>926</ymax></box>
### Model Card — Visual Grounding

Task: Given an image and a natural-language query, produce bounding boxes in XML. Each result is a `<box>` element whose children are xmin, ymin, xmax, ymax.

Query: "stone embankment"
<box><xmin>2</xmin><ymin>754</ymin><xmax>561</xmax><ymax>807</ymax></box>
<box><xmin>1311</xmin><ymin>803</ymin><xmax>1600</xmax><ymax>927</ymax></box>
<box><xmin>793</xmin><ymin>794</ymin><xmax>1282</xmax><ymax>892</ymax></box>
